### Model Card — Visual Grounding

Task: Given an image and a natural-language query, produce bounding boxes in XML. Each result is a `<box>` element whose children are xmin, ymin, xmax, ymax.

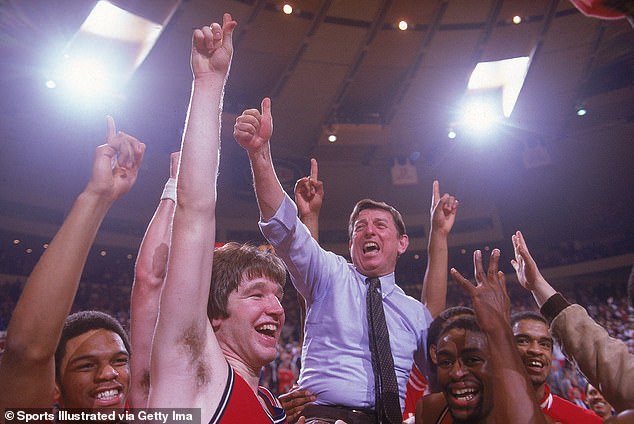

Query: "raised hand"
<box><xmin>233</xmin><ymin>97</ymin><xmax>273</xmax><ymax>155</ymax></box>
<box><xmin>511</xmin><ymin>230</ymin><xmax>547</xmax><ymax>291</ymax></box>
<box><xmin>430</xmin><ymin>180</ymin><xmax>458</xmax><ymax>235</ymax></box>
<box><xmin>86</xmin><ymin>116</ymin><xmax>145</xmax><ymax>202</ymax></box>
<box><xmin>450</xmin><ymin>249</ymin><xmax>511</xmax><ymax>331</ymax></box>
<box><xmin>191</xmin><ymin>13</ymin><xmax>237</xmax><ymax>79</ymax></box>
<box><xmin>511</xmin><ymin>231</ymin><xmax>556</xmax><ymax>307</ymax></box>
<box><xmin>294</xmin><ymin>158</ymin><xmax>324</xmax><ymax>219</ymax></box>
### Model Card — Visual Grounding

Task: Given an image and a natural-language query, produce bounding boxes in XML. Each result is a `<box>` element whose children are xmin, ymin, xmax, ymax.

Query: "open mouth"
<box><xmin>363</xmin><ymin>241</ymin><xmax>379</xmax><ymax>254</ymax></box>
<box><xmin>448</xmin><ymin>386</ymin><xmax>481</xmax><ymax>409</ymax></box>
<box><xmin>255</xmin><ymin>323</ymin><xmax>278</xmax><ymax>338</ymax></box>
<box><xmin>525</xmin><ymin>359</ymin><xmax>545</xmax><ymax>373</ymax></box>
<box><xmin>93</xmin><ymin>388</ymin><xmax>124</xmax><ymax>407</ymax></box>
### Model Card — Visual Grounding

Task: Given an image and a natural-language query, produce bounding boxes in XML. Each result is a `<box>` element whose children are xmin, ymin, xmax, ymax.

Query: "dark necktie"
<box><xmin>366</xmin><ymin>277</ymin><xmax>402</xmax><ymax>424</ymax></box>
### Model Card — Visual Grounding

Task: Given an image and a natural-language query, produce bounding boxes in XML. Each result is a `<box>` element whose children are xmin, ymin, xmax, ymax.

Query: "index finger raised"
<box><xmin>106</xmin><ymin>115</ymin><xmax>116</xmax><ymax>140</ymax></box>
<box><xmin>450</xmin><ymin>267</ymin><xmax>475</xmax><ymax>296</ymax></box>
<box><xmin>432</xmin><ymin>180</ymin><xmax>440</xmax><ymax>206</ymax></box>
<box><xmin>310</xmin><ymin>158</ymin><xmax>319</xmax><ymax>180</ymax></box>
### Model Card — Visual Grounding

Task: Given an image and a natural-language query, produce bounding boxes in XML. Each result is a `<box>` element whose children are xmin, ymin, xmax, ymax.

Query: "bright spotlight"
<box><xmin>327</xmin><ymin>134</ymin><xmax>337</xmax><ymax>143</ymax></box>
<box><xmin>398</xmin><ymin>20</ymin><xmax>408</xmax><ymax>31</ymax></box>
<box><xmin>282</xmin><ymin>4</ymin><xmax>293</xmax><ymax>14</ymax></box>
<box><xmin>461</xmin><ymin>98</ymin><xmax>499</xmax><ymax>132</ymax></box>
<box><xmin>60</xmin><ymin>55</ymin><xmax>112</xmax><ymax>100</ymax></box>
<box><xmin>44</xmin><ymin>0</ymin><xmax>176</xmax><ymax>103</ymax></box>
<box><xmin>576</xmin><ymin>105</ymin><xmax>587</xmax><ymax>116</ymax></box>
<box><xmin>447</xmin><ymin>129</ymin><xmax>457</xmax><ymax>139</ymax></box>
<box><xmin>512</xmin><ymin>15</ymin><xmax>522</xmax><ymax>24</ymax></box>
<box><xmin>45</xmin><ymin>80</ymin><xmax>57</xmax><ymax>89</ymax></box>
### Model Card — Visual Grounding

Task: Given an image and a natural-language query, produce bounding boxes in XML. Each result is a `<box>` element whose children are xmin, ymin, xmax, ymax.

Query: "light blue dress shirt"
<box><xmin>260</xmin><ymin>194</ymin><xmax>432</xmax><ymax>410</ymax></box>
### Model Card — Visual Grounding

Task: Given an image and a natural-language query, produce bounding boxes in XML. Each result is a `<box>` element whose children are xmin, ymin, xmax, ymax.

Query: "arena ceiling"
<box><xmin>1</xmin><ymin>0</ymin><xmax>633</xmax><ymax>260</ymax></box>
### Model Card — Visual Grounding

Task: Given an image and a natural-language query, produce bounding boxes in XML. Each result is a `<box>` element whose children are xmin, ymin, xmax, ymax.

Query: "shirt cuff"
<box><xmin>540</xmin><ymin>292</ymin><xmax>572</xmax><ymax>323</ymax></box>
<box><xmin>259</xmin><ymin>193</ymin><xmax>298</xmax><ymax>245</ymax></box>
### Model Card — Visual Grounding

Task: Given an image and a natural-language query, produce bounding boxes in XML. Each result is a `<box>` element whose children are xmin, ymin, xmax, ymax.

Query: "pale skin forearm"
<box><xmin>422</xmin><ymin>229</ymin><xmax>449</xmax><ymax>318</ymax></box>
<box><xmin>130</xmin><ymin>197</ymin><xmax>175</xmax><ymax>407</ymax></box>
<box><xmin>249</xmin><ymin>144</ymin><xmax>285</xmax><ymax>221</ymax></box>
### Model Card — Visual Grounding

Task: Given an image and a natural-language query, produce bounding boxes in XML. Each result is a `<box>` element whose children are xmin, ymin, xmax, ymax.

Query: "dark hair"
<box><xmin>426</xmin><ymin>307</ymin><xmax>475</xmax><ymax>392</ymax></box>
<box><xmin>438</xmin><ymin>315</ymin><xmax>482</xmax><ymax>339</ymax></box>
<box><xmin>207</xmin><ymin>242</ymin><xmax>287</xmax><ymax>320</ymax></box>
<box><xmin>348</xmin><ymin>199</ymin><xmax>406</xmax><ymax>239</ymax></box>
<box><xmin>427</xmin><ymin>306</ymin><xmax>475</xmax><ymax>350</ymax></box>
<box><xmin>55</xmin><ymin>310</ymin><xmax>130</xmax><ymax>381</ymax></box>
<box><xmin>510</xmin><ymin>311</ymin><xmax>549</xmax><ymax>328</ymax></box>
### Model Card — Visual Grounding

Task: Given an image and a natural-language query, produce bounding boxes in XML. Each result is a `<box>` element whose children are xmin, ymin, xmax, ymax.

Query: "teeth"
<box><xmin>256</xmin><ymin>324</ymin><xmax>277</xmax><ymax>332</ymax></box>
<box><xmin>96</xmin><ymin>389</ymin><xmax>118</xmax><ymax>400</ymax></box>
<box><xmin>452</xmin><ymin>388</ymin><xmax>476</xmax><ymax>397</ymax></box>
<box><xmin>528</xmin><ymin>360</ymin><xmax>543</xmax><ymax>368</ymax></box>
<box><xmin>363</xmin><ymin>242</ymin><xmax>379</xmax><ymax>253</ymax></box>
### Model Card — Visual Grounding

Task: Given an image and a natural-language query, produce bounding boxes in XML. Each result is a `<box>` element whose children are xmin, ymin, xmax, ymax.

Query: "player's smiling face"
<box><xmin>436</xmin><ymin>328</ymin><xmax>492</xmax><ymax>423</ymax></box>
<box><xmin>56</xmin><ymin>329</ymin><xmax>129</xmax><ymax>409</ymax></box>
<box><xmin>213</xmin><ymin>275</ymin><xmax>285</xmax><ymax>369</ymax></box>
<box><xmin>512</xmin><ymin>319</ymin><xmax>553</xmax><ymax>388</ymax></box>
<box><xmin>349</xmin><ymin>208</ymin><xmax>408</xmax><ymax>278</ymax></box>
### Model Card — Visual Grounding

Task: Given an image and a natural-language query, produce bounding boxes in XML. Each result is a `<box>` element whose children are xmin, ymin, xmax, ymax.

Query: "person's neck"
<box><xmin>225</xmin><ymin>354</ymin><xmax>261</xmax><ymax>393</ymax></box>
<box><xmin>535</xmin><ymin>382</ymin><xmax>546</xmax><ymax>402</ymax></box>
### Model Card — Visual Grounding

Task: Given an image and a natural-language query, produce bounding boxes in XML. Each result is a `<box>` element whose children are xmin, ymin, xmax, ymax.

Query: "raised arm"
<box><xmin>148</xmin><ymin>14</ymin><xmax>235</xmax><ymax>415</ymax></box>
<box><xmin>234</xmin><ymin>97</ymin><xmax>284</xmax><ymax>220</ymax></box>
<box><xmin>129</xmin><ymin>151</ymin><xmax>179</xmax><ymax>408</ymax></box>
<box><xmin>294</xmin><ymin>158</ymin><xmax>324</xmax><ymax>239</ymax></box>
<box><xmin>421</xmin><ymin>180</ymin><xmax>458</xmax><ymax>318</ymax></box>
<box><xmin>0</xmin><ymin>117</ymin><xmax>144</xmax><ymax>412</ymax></box>
<box><xmin>279</xmin><ymin>159</ymin><xmax>324</xmax><ymax>421</ymax></box>
<box><xmin>510</xmin><ymin>230</ymin><xmax>556</xmax><ymax>307</ymax></box>
<box><xmin>512</xmin><ymin>230</ymin><xmax>634</xmax><ymax>412</ymax></box>
<box><xmin>451</xmin><ymin>249</ymin><xmax>547</xmax><ymax>424</ymax></box>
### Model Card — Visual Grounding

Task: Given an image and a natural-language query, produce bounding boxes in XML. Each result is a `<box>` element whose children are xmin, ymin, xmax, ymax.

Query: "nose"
<box><xmin>266</xmin><ymin>295</ymin><xmax>284</xmax><ymax>319</ymax></box>
<box><xmin>526</xmin><ymin>340</ymin><xmax>542</xmax><ymax>354</ymax></box>
<box><xmin>96</xmin><ymin>363</ymin><xmax>119</xmax><ymax>381</ymax></box>
<box><xmin>449</xmin><ymin>360</ymin><xmax>468</xmax><ymax>380</ymax></box>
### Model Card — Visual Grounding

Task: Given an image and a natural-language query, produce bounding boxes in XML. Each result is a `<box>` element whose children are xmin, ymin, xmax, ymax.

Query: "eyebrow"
<box><xmin>243</xmin><ymin>281</ymin><xmax>284</xmax><ymax>297</ymax></box>
<box><xmin>68</xmin><ymin>351</ymin><xmax>129</xmax><ymax>366</ymax></box>
<box><xmin>515</xmin><ymin>333</ymin><xmax>553</xmax><ymax>343</ymax></box>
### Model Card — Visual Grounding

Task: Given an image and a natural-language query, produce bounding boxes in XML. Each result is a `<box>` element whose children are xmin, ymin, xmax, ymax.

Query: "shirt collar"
<box><xmin>357</xmin><ymin>271</ymin><xmax>396</xmax><ymax>298</ymax></box>
<box><xmin>540</xmin><ymin>383</ymin><xmax>553</xmax><ymax>411</ymax></box>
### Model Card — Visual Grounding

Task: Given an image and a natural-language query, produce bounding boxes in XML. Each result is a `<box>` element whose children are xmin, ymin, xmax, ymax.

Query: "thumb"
<box><xmin>221</xmin><ymin>13</ymin><xmax>237</xmax><ymax>50</ymax></box>
<box><xmin>261</xmin><ymin>97</ymin><xmax>271</xmax><ymax>118</ymax></box>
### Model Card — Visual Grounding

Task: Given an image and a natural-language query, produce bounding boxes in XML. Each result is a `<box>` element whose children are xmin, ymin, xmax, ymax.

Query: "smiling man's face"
<box><xmin>349</xmin><ymin>208</ymin><xmax>408</xmax><ymax>278</ymax></box>
<box><xmin>512</xmin><ymin>319</ymin><xmax>553</xmax><ymax>389</ymax></box>
<box><xmin>56</xmin><ymin>328</ymin><xmax>129</xmax><ymax>409</ymax></box>
<box><xmin>435</xmin><ymin>327</ymin><xmax>492</xmax><ymax>423</ymax></box>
